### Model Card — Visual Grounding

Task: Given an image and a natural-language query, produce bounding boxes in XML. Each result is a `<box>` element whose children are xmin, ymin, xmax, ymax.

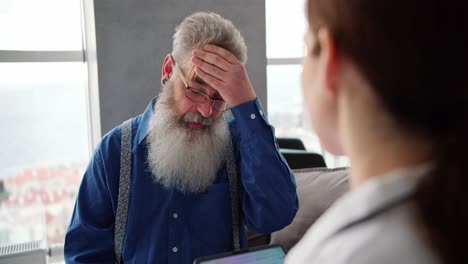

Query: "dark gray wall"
<box><xmin>94</xmin><ymin>0</ymin><xmax>267</xmax><ymax>135</ymax></box>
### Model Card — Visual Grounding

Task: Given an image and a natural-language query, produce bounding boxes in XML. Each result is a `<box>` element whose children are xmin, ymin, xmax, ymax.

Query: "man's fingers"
<box><xmin>203</xmin><ymin>44</ymin><xmax>240</xmax><ymax>64</ymax></box>
<box><xmin>194</xmin><ymin>67</ymin><xmax>224</xmax><ymax>90</ymax></box>
<box><xmin>192</xmin><ymin>49</ymin><xmax>231</xmax><ymax>71</ymax></box>
<box><xmin>192</xmin><ymin>56</ymin><xmax>227</xmax><ymax>81</ymax></box>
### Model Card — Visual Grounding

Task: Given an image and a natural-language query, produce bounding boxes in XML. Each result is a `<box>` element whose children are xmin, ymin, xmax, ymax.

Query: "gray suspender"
<box><xmin>114</xmin><ymin>118</ymin><xmax>241</xmax><ymax>263</ymax></box>
<box><xmin>114</xmin><ymin>119</ymin><xmax>133</xmax><ymax>264</ymax></box>
<box><xmin>225</xmin><ymin>129</ymin><xmax>241</xmax><ymax>251</ymax></box>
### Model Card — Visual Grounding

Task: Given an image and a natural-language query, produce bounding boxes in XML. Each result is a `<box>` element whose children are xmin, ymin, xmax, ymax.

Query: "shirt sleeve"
<box><xmin>230</xmin><ymin>99</ymin><xmax>299</xmax><ymax>234</ymax></box>
<box><xmin>64</xmin><ymin>147</ymin><xmax>116</xmax><ymax>263</ymax></box>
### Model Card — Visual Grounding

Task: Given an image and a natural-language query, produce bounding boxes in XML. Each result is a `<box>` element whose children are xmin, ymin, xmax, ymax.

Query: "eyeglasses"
<box><xmin>174</xmin><ymin>62</ymin><xmax>227</xmax><ymax>113</ymax></box>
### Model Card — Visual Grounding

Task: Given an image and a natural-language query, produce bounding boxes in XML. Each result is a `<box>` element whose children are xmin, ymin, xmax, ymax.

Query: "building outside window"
<box><xmin>0</xmin><ymin>0</ymin><xmax>92</xmax><ymax>248</ymax></box>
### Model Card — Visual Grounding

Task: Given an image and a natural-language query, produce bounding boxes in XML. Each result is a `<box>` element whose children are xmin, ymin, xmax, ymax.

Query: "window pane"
<box><xmin>0</xmin><ymin>0</ymin><xmax>83</xmax><ymax>50</ymax></box>
<box><xmin>0</xmin><ymin>62</ymin><xmax>89</xmax><ymax>245</ymax></box>
<box><xmin>267</xmin><ymin>65</ymin><xmax>350</xmax><ymax>168</ymax></box>
<box><xmin>267</xmin><ymin>64</ymin><xmax>322</xmax><ymax>153</ymax></box>
<box><xmin>265</xmin><ymin>0</ymin><xmax>307</xmax><ymax>58</ymax></box>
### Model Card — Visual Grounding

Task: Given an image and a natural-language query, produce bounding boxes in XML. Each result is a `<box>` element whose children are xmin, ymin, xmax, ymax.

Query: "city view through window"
<box><xmin>0</xmin><ymin>0</ymin><xmax>89</xmax><ymax>248</ymax></box>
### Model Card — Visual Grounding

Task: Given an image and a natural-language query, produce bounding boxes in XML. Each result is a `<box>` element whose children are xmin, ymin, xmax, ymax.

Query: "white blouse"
<box><xmin>285</xmin><ymin>165</ymin><xmax>440</xmax><ymax>264</ymax></box>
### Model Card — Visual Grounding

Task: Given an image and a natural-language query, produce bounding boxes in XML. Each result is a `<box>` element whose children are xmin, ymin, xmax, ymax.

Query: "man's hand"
<box><xmin>192</xmin><ymin>44</ymin><xmax>256</xmax><ymax>108</ymax></box>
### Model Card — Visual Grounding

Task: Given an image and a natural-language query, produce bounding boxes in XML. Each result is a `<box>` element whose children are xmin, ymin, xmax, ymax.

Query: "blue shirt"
<box><xmin>64</xmin><ymin>98</ymin><xmax>298</xmax><ymax>264</ymax></box>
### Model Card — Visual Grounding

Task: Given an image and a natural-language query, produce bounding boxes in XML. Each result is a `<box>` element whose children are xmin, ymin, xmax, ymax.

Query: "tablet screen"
<box><xmin>194</xmin><ymin>244</ymin><xmax>285</xmax><ymax>264</ymax></box>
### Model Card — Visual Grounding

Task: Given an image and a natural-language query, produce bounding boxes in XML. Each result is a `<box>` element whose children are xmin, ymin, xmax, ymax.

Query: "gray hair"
<box><xmin>172</xmin><ymin>12</ymin><xmax>247</xmax><ymax>68</ymax></box>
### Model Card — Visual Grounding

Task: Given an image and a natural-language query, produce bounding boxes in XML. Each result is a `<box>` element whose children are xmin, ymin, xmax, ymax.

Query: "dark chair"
<box><xmin>277</xmin><ymin>138</ymin><xmax>306</xmax><ymax>151</ymax></box>
<box><xmin>280</xmin><ymin>149</ymin><xmax>326</xmax><ymax>169</ymax></box>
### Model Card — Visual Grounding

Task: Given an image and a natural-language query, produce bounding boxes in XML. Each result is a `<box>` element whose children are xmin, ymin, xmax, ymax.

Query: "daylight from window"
<box><xmin>0</xmin><ymin>0</ymin><xmax>90</xmax><ymax>247</ymax></box>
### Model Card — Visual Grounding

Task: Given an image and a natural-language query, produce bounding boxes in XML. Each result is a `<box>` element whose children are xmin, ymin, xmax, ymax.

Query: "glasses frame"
<box><xmin>174</xmin><ymin>62</ymin><xmax>227</xmax><ymax>113</ymax></box>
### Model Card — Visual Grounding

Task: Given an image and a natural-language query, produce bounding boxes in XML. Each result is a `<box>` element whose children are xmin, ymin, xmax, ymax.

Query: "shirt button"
<box><xmin>173</xmin><ymin>213</ymin><xmax>178</xmax><ymax>219</ymax></box>
<box><xmin>250</xmin><ymin>113</ymin><xmax>256</xmax><ymax>119</ymax></box>
<box><xmin>172</xmin><ymin>247</ymin><xmax>178</xmax><ymax>253</ymax></box>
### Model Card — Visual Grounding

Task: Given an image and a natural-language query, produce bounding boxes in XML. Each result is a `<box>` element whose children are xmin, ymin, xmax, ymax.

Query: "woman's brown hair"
<box><xmin>306</xmin><ymin>0</ymin><xmax>468</xmax><ymax>262</ymax></box>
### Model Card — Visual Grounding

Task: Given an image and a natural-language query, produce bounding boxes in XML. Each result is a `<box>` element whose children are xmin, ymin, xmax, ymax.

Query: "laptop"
<box><xmin>193</xmin><ymin>244</ymin><xmax>286</xmax><ymax>264</ymax></box>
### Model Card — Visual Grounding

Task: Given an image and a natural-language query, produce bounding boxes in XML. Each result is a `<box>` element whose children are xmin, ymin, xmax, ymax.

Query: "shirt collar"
<box><xmin>136</xmin><ymin>97</ymin><xmax>157</xmax><ymax>145</ymax></box>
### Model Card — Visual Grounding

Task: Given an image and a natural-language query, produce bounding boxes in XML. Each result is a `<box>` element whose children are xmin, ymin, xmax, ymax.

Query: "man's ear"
<box><xmin>317</xmin><ymin>28</ymin><xmax>339</xmax><ymax>96</ymax></box>
<box><xmin>161</xmin><ymin>54</ymin><xmax>175</xmax><ymax>82</ymax></box>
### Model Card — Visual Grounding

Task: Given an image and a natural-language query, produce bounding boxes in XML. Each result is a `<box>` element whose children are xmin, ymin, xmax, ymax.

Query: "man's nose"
<box><xmin>197</xmin><ymin>101</ymin><xmax>213</xmax><ymax>118</ymax></box>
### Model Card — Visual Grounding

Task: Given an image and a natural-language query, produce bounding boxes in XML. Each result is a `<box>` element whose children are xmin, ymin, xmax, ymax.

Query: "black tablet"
<box><xmin>193</xmin><ymin>244</ymin><xmax>286</xmax><ymax>264</ymax></box>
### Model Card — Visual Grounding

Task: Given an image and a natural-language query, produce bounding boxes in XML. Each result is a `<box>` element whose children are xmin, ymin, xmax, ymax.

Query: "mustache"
<box><xmin>182</xmin><ymin>112</ymin><xmax>214</xmax><ymax>126</ymax></box>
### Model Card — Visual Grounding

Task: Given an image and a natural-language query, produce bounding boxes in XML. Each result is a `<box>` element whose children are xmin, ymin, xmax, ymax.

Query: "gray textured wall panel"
<box><xmin>94</xmin><ymin>0</ymin><xmax>267</xmax><ymax>134</ymax></box>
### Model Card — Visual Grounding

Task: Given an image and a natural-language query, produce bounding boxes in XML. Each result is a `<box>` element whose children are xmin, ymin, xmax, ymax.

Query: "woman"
<box><xmin>286</xmin><ymin>0</ymin><xmax>467</xmax><ymax>263</ymax></box>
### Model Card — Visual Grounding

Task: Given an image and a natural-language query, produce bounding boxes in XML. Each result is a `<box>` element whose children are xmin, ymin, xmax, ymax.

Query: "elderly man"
<box><xmin>64</xmin><ymin>12</ymin><xmax>298</xmax><ymax>263</ymax></box>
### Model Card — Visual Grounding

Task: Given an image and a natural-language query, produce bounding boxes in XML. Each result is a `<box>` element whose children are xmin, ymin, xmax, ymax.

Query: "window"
<box><xmin>265</xmin><ymin>0</ymin><xmax>349</xmax><ymax>167</ymax></box>
<box><xmin>0</xmin><ymin>0</ymin><xmax>93</xmax><ymax>249</ymax></box>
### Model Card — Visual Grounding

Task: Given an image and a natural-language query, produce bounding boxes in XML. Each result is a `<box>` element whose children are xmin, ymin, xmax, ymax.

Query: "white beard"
<box><xmin>147</xmin><ymin>81</ymin><xmax>230</xmax><ymax>194</ymax></box>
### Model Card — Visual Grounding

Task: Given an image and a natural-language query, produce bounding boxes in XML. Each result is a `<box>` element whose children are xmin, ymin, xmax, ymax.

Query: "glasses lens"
<box><xmin>186</xmin><ymin>88</ymin><xmax>208</xmax><ymax>103</ymax></box>
<box><xmin>212</xmin><ymin>100</ymin><xmax>226</xmax><ymax>111</ymax></box>
<box><xmin>185</xmin><ymin>87</ymin><xmax>226</xmax><ymax>112</ymax></box>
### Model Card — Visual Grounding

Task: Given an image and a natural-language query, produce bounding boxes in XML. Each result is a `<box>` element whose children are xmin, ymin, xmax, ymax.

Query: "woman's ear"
<box><xmin>161</xmin><ymin>54</ymin><xmax>175</xmax><ymax>81</ymax></box>
<box><xmin>317</xmin><ymin>28</ymin><xmax>339</xmax><ymax>96</ymax></box>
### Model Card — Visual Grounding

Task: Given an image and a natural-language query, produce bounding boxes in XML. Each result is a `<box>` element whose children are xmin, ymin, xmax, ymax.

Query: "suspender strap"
<box><xmin>114</xmin><ymin>119</ymin><xmax>133</xmax><ymax>264</ymax></box>
<box><xmin>225</xmin><ymin>130</ymin><xmax>241</xmax><ymax>251</ymax></box>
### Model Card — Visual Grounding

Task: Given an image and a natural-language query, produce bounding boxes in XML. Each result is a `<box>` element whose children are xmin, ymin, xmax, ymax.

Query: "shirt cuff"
<box><xmin>230</xmin><ymin>99</ymin><xmax>269</xmax><ymax>137</ymax></box>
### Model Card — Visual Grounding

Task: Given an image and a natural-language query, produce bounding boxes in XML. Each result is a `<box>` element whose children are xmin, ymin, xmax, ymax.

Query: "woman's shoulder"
<box><xmin>323</xmin><ymin>202</ymin><xmax>439</xmax><ymax>263</ymax></box>
<box><xmin>286</xmin><ymin>201</ymin><xmax>439</xmax><ymax>263</ymax></box>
